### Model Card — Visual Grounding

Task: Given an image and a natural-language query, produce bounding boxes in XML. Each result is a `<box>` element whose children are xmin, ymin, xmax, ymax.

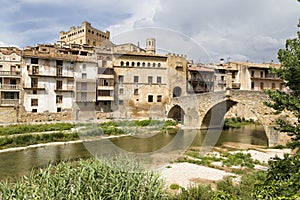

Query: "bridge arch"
<box><xmin>170</xmin><ymin>90</ymin><xmax>287</xmax><ymax>147</ymax></box>
<box><xmin>167</xmin><ymin>105</ymin><xmax>185</xmax><ymax>123</ymax></box>
<box><xmin>200</xmin><ymin>99</ymin><xmax>271</xmax><ymax>146</ymax></box>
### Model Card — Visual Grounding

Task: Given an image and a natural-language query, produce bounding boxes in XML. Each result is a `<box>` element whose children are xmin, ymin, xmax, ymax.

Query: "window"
<box><xmin>82</xmin><ymin>64</ymin><xmax>86</xmax><ymax>71</ymax></box>
<box><xmin>31</xmin><ymin>99</ymin><xmax>38</xmax><ymax>106</ymax></box>
<box><xmin>31</xmin><ymin>58</ymin><xmax>38</xmax><ymax>64</ymax></box>
<box><xmin>251</xmin><ymin>71</ymin><xmax>255</xmax><ymax>78</ymax></box>
<box><xmin>56</xmin><ymin>60</ymin><xmax>63</xmax><ymax>66</ymax></box>
<box><xmin>260</xmin><ymin>71</ymin><xmax>264</xmax><ymax>78</ymax></box>
<box><xmin>56</xmin><ymin>80</ymin><xmax>63</xmax><ymax>90</ymax></box>
<box><xmin>132</xmin><ymin>62</ymin><xmax>135</xmax><ymax>67</ymax></box>
<box><xmin>148</xmin><ymin>76</ymin><xmax>153</xmax><ymax>84</ymax></box>
<box><xmin>158</xmin><ymin>63</ymin><xmax>161</xmax><ymax>67</ymax></box>
<box><xmin>81</xmin><ymin>82</ymin><xmax>87</xmax><ymax>90</ymax></box>
<box><xmin>57</xmin><ymin>66</ymin><xmax>62</xmax><ymax>76</ymax></box>
<box><xmin>57</xmin><ymin>107</ymin><xmax>62</xmax><ymax>112</ymax></box>
<box><xmin>119</xmin><ymin>88</ymin><xmax>124</xmax><ymax>94</ymax></box>
<box><xmin>134</xmin><ymin>89</ymin><xmax>138</xmax><ymax>95</ymax></box>
<box><xmin>32</xmin><ymin>109</ymin><xmax>37</xmax><ymax>113</ymax></box>
<box><xmin>119</xmin><ymin>100</ymin><xmax>124</xmax><ymax>105</ymax></box>
<box><xmin>157</xmin><ymin>76</ymin><xmax>162</xmax><ymax>84</ymax></box>
<box><xmin>134</xmin><ymin>76</ymin><xmax>139</xmax><ymax>83</ymax></box>
<box><xmin>157</xmin><ymin>95</ymin><xmax>162</xmax><ymax>102</ymax></box>
<box><xmin>126</xmin><ymin>62</ymin><xmax>129</xmax><ymax>66</ymax></box>
<box><xmin>153</xmin><ymin>63</ymin><xmax>156</xmax><ymax>67</ymax></box>
<box><xmin>56</xmin><ymin>95</ymin><xmax>63</xmax><ymax>104</ymax></box>
<box><xmin>120</xmin><ymin>61</ymin><xmax>124</xmax><ymax>66</ymax></box>
<box><xmin>148</xmin><ymin>95</ymin><xmax>153</xmax><ymax>102</ymax></box>
<box><xmin>260</xmin><ymin>82</ymin><xmax>264</xmax><ymax>90</ymax></box>
<box><xmin>32</xmin><ymin>65</ymin><xmax>39</xmax><ymax>75</ymax></box>
<box><xmin>82</xmin><ymin>73</ymin><xmax>87</xmax><ymax>79</ymax></box>
<box><xmin>272</xmin><ymin>83</ymin><xmax>276</xmax><ymax>89</ymax></box>
<box><xmin>0</xmin><ymin>65</ymin><xmax>3</xmax><ymax>69</ymax></box>
<box><xmin>147</xmin><ymin>63</ymin><xmax>151</xmax><ymax>67</ymax></box>
<box><xmin>251</xmin><ymin>82</ymin><xmax>255</xmax><ymax>90</ymax></box>
<box><xmin>33</xmin><ymin>90</ymin><xmax>37</xmax><ymax>94</ymax></box>
<box><xmin>137</xmin><ymin>62</ymin><xmax>140</xmax><ymax>67</ymax></box>
<box><xmin>118</xmin><ymin>75</ymin><xmax>124</xmax><ymax>83</ymax></box>
<box><xmin>142</xmin><ymin>62</ymin><xmax>145</xmax><ymax>67</ymax></box>
<box><xmin>31</xmin><ymin>78</ymin><xmax>38</xmax><ymax>88</ymax></box>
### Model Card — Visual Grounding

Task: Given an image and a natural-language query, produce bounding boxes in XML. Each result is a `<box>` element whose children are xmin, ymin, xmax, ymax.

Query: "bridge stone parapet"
<box><xmin>168</xmin><ymin>90</ymin><xmax>290</xmax><ymax>147</ymax></box>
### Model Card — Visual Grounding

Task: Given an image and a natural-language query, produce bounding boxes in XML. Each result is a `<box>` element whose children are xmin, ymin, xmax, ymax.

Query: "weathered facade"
<box><xmin>215</xmin><ymin>61</ymin><xmax>283</xmax><ymax>91</ymax></box>
<box><xmin>0</xmin><ymin>47</ymin><xmax>22</xmax><ymax>108</ymax></box>
<box><xmin>21</xmin><ymin>44</ymin><xmax>76</xmax><ymax>113</ymax></box>
<box><xmin>59</xmin><ymin>21</ymin><xmax>110</xmax><ymax>46</ymax></box>
<box><xmin>187</xmin><ymin>64</ymin><xmax>215</xmax><ymax>93</ymax></box>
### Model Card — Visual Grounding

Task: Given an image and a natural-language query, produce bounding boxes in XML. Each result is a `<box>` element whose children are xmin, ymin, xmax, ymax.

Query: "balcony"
<box><xmin>97</xmin><ymin>96</ymin><xmax>114</xmax><ymax>101</ymax></box>
<box><xmin>0</xmin><ymin>99</ymin><xmax>19</xmax><ymax>106</ymax></box>
<box><xmin>98</xmin><ymin>74</ymin><xmax>114</xmax><ymax>79</ymax></box>
<box><xmin>97</xmin><ymin>85</ymin><xmax>114</xmax><ymax>90</ymax></box>
<box><xmin>0</xmin><ymin>71</ymin><xmax>21</xmax><ymax>77</ymax></box>
<box><xmin>0</xmin><ymin>84</ymin><xmax>21</xmax><ymax>90</ymax></box>
<box><xmin>23</xmin><ymin>84</ymin><xmax>45</xmax><ymax>90</ymax></box>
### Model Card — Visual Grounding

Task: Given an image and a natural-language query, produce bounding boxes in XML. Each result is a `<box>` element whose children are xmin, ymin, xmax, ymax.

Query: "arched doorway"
<box><xmin>167</xmin><ymin>105</ymin><xmax>185</xmax><ymax>123</ymax></box>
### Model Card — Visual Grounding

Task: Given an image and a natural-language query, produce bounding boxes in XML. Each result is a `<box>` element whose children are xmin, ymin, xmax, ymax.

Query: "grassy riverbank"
<box><xmin>0</xmin><ymin>120</ymin><xmax>178</xmax><ymax>150</ymax></box>
<box><xmin>1</xmin><ymin>152</ymin><xmax>297</xmax><ymax>199</ymax></box>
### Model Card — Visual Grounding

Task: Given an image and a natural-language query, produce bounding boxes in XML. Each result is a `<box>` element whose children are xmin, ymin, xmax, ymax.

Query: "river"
<box><xmin>0</xmin><ymin>125</ymin><xmax>267</xmax><ymax>181</ymax></box>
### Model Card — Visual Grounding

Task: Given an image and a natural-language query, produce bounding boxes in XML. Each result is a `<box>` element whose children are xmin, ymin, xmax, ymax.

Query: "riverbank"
<box><xmin>159</xmin><ymin>144</ymin><xmax>292</xmax><ymax>190</ymax></box>
<box><xmin>0</xmin><ymin>119</ymin><xmax>179</xmax><ymax>151</ymax></box>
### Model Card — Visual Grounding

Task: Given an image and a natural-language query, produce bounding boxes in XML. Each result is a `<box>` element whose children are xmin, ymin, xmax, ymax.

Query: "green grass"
<box><xmin>0</xmin><ymin>132</ymin><xmax>79</xmax><ymax>150</ymax></box>
<box><xmin>0</xmin><ymin>123</ymin><xmax>75</xmax><ymax>136</ymax></box>
<box><xmin>0</xmin><ymin>158</ymin><xmax>168</xmax><ymax>200</ymax></box>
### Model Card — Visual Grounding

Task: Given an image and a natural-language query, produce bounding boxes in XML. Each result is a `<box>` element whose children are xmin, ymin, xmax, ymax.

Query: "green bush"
<box><xmin>255</xmin><ymin>154</ymin><xmax>300</xmax><ymax>199</ymax></box>
<box><xmin>0</xmin><ymin>158</ymin><xmax>168</xmax><ymax>200</ymax></box>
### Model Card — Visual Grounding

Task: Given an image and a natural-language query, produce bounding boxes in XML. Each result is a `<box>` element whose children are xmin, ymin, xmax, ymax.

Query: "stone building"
<box><xmin>21</xmin><ymin>44</ymin><xmax>77</xmax><ymax>113</ymax></box>
<box><xmin>112</xmin><ymin>39</ymin><xmax>189</xmax><ymax>119</ymax></box>
<box><xmin>0</xmin><ymin>47</ymin><xmax>22</xmax><ymax>122</ymax></box>
<box><xmin>215</xmin><ymin>60</ymin><xmax>283</xmax><ymax>91</ymax></box>
<box><xmin>59</xmin><ymin>21</ymin><xmax>110</xmax><ymax>46</ymax></box>
<box><xmin>187</xmin><ymin>64</ymin><xmax>215</xmax><ymax>93</ymax></box>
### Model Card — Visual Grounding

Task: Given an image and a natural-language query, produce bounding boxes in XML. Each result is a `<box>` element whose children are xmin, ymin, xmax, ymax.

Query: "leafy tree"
<box><xmin>265</xmin><ymin>7</ymin><xmax>300</xmax><ymax>149</ymax></box>
<box><xmin>258</xmin><ymin>2</ymin><xmax>300</xmax><ymax>199</ymax></box>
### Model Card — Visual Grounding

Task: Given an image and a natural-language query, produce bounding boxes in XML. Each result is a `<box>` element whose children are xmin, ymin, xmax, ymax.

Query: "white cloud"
<box><xmin>0</xmin><ymin>0</ymin><xmax>298</xmax><ymax>63</ymax></box>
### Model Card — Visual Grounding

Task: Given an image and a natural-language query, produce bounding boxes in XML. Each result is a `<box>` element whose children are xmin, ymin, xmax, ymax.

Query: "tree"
<box><xmin>256</xmin><ymin>2</ymin><xmax>300</xmax><ymax>198</ymax></box>
<box><xmin>265</xmin><ymin>11</ymin><xmax>300</xmax><ymax>149</ymax></box>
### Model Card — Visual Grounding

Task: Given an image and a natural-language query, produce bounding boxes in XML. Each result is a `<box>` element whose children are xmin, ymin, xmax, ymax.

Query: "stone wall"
<box><xmin>18</xmin><ymin>110</ymin><xmax>73</xmax><ymax>123</ymax></box>
<box><xmin>0</xmin><ymin>107</ymin><xmax>17</xmax><ymax>123</ymax></box>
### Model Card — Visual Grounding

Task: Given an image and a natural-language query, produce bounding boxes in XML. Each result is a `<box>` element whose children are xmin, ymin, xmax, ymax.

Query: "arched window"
<box><xmin>173</xmin><ymin>87</ymin><xmax>182</xmax><ymax>97</ymax></box>
<box><xmin>158</xmin><ymin>63</ymin><xmax>161</xmax><ymax>67</ymax></box>
<box><xmin>153</xmin><ymin>63</ymin><xmax>156</xmax><ymax>67</ymax></box>
<box><xmin>147</xmin><ymin>62</ymin><xmax>151</xmax><ymax>67</ymax></box>
<box><xmin>142</xmin><ymin>62</ymin><xmax>145</xmax><ymax>67</ymax></box>
<box><xmin>126</xmin><ymin>61</ymin><xmax>129</xmax><ymax>66</ymax></box>
<box><xmin>132</xmin><ymin>62</ymin><xmax>135</xmax><ymax>67</ymax></box>
<box><xmin>120</xmin><ymin>61</ymin><xmax>124</xmax><ymax>66</ymax></box>
<box><xmin>137</xmin><ymin>62</ymin><xmax>140</xmax><ymax>67</ymax></box>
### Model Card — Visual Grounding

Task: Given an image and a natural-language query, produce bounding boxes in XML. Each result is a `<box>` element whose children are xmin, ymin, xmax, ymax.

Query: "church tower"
<box><xmin>145</xmin><ymin>38</ymin><xmax>156</xmax><ymax>54</ymax></box>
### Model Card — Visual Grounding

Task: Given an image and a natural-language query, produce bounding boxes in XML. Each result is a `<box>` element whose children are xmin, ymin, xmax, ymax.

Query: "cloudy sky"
<box><xmin>0</xmin><ymin>0</ymin><xmax>299</xmax><ymax>63</ymax></box>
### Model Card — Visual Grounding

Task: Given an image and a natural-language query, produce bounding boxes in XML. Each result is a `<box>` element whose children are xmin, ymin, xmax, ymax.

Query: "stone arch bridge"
<box><xmin>167</xmin><ymin>90</ymin><xmax>286</xmax><ymax>147</ymax></box>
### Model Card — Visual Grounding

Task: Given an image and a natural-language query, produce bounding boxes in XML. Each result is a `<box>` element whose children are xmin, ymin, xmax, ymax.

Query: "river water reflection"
<box><xmin>0</xmin><ymin>125</ymin><xmax>267</xmax><ymax>180</ymax></box>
